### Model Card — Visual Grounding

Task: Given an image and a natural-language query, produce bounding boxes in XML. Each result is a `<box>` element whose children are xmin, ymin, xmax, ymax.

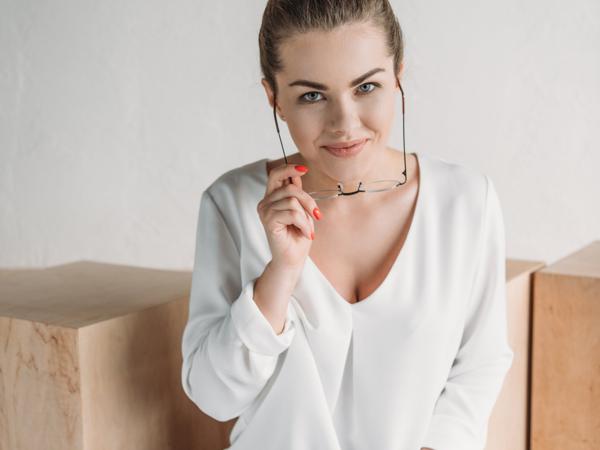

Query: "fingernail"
<box><xmin>310</xmin><ymin>231</ymin><xmax>315</xmax><ymax>240</ymax></box>
<box><xmin>313</xmin><ymin>207</ymin><xmax>321</xmax><ymax>220</ymax></box>
<box><xmin>295</xmin><ymin>165</ymin><xmax>308</xmax><ymax>172</ymax></box>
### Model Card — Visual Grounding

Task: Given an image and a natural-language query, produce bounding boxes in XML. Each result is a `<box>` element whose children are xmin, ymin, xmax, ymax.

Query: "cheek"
<box><xmin>286</xmin><ymin>110</ymin><xmax>321</xmax><ymax>141</ymax></box>
<box><xmin>365</xmin><ymin>95</ymin><xmax>395</xmax><ymax>126</ymax></box>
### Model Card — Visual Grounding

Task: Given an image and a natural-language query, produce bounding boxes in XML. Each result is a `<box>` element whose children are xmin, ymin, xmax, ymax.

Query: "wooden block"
<box><xmin>530</xmin><ymin>241</ymin><xmax>600</xmax><ymax>450</ymax></box>
<box><xmin>485</xmin><ymin>259</ymin><xmax>545</xmax><ymax>450</ymax></box>
<box><xmin>0</xmin><ymin>260</ymin><xmax>231</xmax><ymax>450</ymax></box>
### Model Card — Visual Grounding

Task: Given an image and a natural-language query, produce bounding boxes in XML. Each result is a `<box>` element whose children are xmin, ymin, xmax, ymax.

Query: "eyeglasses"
<box><xmin>272</xmin><ymin>74</ymin><xmax>408</xmax><ymax>202</ymax></box>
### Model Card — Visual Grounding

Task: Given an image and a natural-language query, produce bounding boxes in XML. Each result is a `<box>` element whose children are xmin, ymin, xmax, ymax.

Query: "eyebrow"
<box><xmin>287</xmin><ymin>67</ymin><xmax>386</xmax><ymax>90</ymax></box>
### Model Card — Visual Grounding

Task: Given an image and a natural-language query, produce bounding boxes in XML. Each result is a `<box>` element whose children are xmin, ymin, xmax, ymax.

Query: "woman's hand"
<box><xmin>257</xmin><ymin>163</ymin><xmax>322</xmax><ymax>271</ymax></box>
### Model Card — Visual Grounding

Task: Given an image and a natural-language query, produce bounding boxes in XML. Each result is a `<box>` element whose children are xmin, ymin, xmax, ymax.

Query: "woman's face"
<box><xmin>262</xmin><ymin>20</ymin><xmax>404</xmax><ymax>188</ymax></box>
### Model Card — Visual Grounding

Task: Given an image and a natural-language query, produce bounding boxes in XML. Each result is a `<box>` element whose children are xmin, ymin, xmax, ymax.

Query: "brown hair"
<box><xmin>258</xmin><ymin>0</ymin><xmax>404</xmax><ymax>99</ymax></box>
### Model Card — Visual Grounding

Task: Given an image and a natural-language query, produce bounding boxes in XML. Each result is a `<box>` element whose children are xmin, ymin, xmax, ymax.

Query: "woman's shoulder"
<box><xmin>421</xmin><ymin>152</ymin><xmax>496</xmax><ymax>231</ymax></box>
<box><xmin>422</xmin><ymin>152</ymin><xmax>487</xmax><ymax>192</ymax></box>
<box><xmin>204</xmin><ymin>157</ymin><xmax>269</xmax><ymax>207</ymax></box>
<box><xmin>422</xmin><ymin>152</ymin><xmax>490</xmax><ymax>203</ymax></box>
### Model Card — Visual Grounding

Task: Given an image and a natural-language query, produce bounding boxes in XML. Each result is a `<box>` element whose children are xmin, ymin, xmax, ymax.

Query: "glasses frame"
<box><xmin>272</xmin><ymin>74</ymin><xmax>407</xmax><ymax>202</ymax></box>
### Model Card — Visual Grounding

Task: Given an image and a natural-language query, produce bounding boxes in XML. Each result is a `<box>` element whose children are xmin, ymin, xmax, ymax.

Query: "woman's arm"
<box><xmin>180</xmin><ymin>189</ymin><xmax>296</xmax><ymax>422</ymax></box>
<box><xmin>420</xmin><ymin>175</ymin><xmax>514</xmax><ymax>450</ymax></box>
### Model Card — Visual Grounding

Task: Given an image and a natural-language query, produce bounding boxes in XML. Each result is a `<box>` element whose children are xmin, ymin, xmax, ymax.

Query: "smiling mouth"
<box><xmin>322</xmin><ymin>138</ymin><xmax>367</xmax><ymax>150</ymax></box>
<box><xmin>322</xmin><ymin>139</ymin><xmax>368</xmax><ymax>157</ymax></box>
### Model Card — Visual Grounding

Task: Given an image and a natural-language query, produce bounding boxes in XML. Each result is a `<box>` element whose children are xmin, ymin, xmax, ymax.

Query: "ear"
<box><xmin>261</xmin><ymin>78</ymin><xmax>286</xmax><ymax>121</ymax></box>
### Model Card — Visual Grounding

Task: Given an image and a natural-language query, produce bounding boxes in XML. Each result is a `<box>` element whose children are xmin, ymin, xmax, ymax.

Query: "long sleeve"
<box><xmin>181</xmin><ymin>188</ymin><xmax>296</xmax><ymax>422</ymax></box>
<box><xmin>421</xmin><ymin>175</ymin><xmax>514</xmax><ymax>450</ymax></box>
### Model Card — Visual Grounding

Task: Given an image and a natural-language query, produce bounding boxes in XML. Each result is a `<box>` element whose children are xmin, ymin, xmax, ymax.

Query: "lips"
<box><xmin>322</xmin><ymin>138</ymin><xmax>368</xmax><ymax>158</ymax></box>
<box><xmin>323</xmin><ymin>138</ymin><xmax>367</xmax><ymax>150</ymax></box>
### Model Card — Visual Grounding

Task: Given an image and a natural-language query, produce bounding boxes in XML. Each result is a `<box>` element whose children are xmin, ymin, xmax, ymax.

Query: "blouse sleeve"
<box><xmin>180</xmin><ymin>189</ymin><xmax>297</xmax><ymax>422</ymax></box>
<box><xmin>421</xmin><ymin>175</ymin><xmax>514</xmax><ymax>450</ymax></box>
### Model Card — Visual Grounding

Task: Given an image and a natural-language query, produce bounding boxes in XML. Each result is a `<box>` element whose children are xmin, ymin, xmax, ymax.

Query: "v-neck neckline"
<box><xmin>259</xmin><ymin>151</ymin><xmax>425</xmax><ymax>309</ymax></box>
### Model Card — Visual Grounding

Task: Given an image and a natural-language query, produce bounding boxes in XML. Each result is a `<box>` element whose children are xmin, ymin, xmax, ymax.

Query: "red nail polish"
<box><xmin>295</xmin><ymin>165</ymin><xmax>308</xmax><ymax>172</ymax></box>
<box><xmin>313</xmin><ymin>207</ymin><xmax>321</xmax><ymax>220</ymax></box>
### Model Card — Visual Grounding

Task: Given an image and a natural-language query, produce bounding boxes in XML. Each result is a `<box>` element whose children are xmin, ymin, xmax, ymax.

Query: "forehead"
<box><xmin>278</xmin><ymin>21</ymin><xmax>392</xmax><ymax>84</ymax></box>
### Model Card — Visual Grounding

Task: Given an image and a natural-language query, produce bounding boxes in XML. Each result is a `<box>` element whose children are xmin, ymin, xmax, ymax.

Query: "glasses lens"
<box><xmin>361</xmin><ymin>180</ymin><xmax>401</xmax><ymax>192</ymax></box>
<box><xmin>308</xmin><ymin>190</ymin><xmax>339</xmax><ymax>200</ymax></box>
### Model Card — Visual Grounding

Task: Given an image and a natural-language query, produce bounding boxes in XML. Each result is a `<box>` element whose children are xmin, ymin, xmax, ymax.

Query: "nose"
<box><xmin>325</xmin><ymin>96</ymin><xmax>361</xmax><ymax>136</ymax></box>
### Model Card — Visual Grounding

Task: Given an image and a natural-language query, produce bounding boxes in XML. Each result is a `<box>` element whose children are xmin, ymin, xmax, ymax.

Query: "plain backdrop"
<box><xmin>1</xmin><ymin>0</ymin><xmax>598</xmax><ymax>270</ymax></box>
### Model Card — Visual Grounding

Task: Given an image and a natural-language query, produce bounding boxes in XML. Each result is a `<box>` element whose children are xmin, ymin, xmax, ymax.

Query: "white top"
<box><xmin>181</xmin><ymin>151</ymin><xmax>514</xmax><ymax>450</ymax></box>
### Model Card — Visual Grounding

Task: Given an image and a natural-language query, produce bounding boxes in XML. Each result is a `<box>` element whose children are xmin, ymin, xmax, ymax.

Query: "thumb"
<box><xmin>290</xmin><ymin>174</ymin><xmax>303</xmax><ymax>191</ymax></box>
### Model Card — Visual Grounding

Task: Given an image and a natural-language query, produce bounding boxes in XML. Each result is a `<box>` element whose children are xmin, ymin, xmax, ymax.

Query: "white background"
<box><xmin>1</xmin><ymin>0</ymin><xmax>598</xmax><ymax>269</ymax></box>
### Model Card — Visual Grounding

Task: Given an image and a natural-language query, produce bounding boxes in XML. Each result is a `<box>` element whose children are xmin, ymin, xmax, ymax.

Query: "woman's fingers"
<box><xmin>265</xmin><ymin>181</ymin><xmax>321</xmax><ymax>222</ymax></box>
<box><xmin>265</xmin><ymin>163</ymin><xmax>308</xmax><ymax>196</ymax></box>
<box><xmin>267</xmin><ymin>196</ymin><xmax>315</xmax><ymax>240</ymax></box>
<box><xmin>268</xmin><ymin>207</ymin><xmax>313</xmax><ymax>240</ymax></box>
<box><xmin>256</xmin><ymin>161</ymin><xmax>321</xmax><ymax>244</ymax></box>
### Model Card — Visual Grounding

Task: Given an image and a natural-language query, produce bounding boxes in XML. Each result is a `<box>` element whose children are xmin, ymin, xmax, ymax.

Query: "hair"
<box><xmin>258</xmin><ymin>0</ymin><xmax>404</xmax><ymax>99</ymax></box>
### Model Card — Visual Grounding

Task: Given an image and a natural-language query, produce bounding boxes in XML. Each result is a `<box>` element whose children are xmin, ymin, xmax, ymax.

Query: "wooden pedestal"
<box><xmin>530</xmin><ymin>241</ymin><xmax>600</xmax><ymax>450</ymax></box>
<box><xmin>0</xmin><ymin>261</ymin><xmax>227</xmax><ymax>450</ymax></box>
<box><xmin>485</xmin><ymin>259</ymin><xmax>545</xmax><ymax>450</ymax></box>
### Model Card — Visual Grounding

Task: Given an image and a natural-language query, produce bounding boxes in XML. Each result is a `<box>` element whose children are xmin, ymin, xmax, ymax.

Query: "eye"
<box><xmin>300</xmin><ymin>91</ymin><xmax>323</xmax><ymax>103</ymax></box>
<box><xmin>298</xmin><ymin>82</ymin><xmax>381</xmax><ymax>104</ymax></box>
<box><xmin>357</xmin><ymin>82</ymin><xmax>379</xmax><ymax>94</ymax></box>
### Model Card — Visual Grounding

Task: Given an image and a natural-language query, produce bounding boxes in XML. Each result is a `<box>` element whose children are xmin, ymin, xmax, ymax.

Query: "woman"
<box><xmin>181</xmin><ymin>1</ymin><xmax>513</xmax><ymax>449</ymax></box>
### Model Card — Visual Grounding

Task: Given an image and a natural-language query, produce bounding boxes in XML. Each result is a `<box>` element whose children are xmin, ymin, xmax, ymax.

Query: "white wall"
<box><xmin>1</xmin><ymin>0</ymin><xmax>598</xmax><ymax>270</ymax></box>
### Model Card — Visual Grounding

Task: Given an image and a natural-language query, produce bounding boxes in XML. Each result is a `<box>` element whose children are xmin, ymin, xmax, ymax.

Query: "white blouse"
<box><xmin>181</xmin><ymin>151</ymin><xmax>514</xmax><ymax>450</ymax></box>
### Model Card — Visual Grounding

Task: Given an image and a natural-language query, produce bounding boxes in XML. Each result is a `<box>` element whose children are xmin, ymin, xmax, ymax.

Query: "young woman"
<box><xmin>181</xmin><ymin>1</ymin><xmax>513</xmax><ymax>449</ymax></box>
